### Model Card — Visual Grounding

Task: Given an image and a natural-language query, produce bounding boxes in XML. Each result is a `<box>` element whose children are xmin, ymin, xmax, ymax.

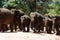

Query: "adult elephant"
<box><xmin>53</xmin><ymin>16</ymin><xmax>60</xmax><ymax>35</ymax></box>
<box><xmin>20</xmin><ymin>15</ymin><xmax>31</xmax><ymax>32</ymax></box>
<box><xmin>30</xmin><ymin>12</ymin><xmax>44</xmax><ymax>33</ymax></box>
<box><xmin>0</xmin><ymin>8</ymin><xmax>14</xmax><ymax>32</ymax></box>
<box><xmin>11</xmin><ymin>9</ymin><xmax>25</xmax><ymax>31</ymax></box>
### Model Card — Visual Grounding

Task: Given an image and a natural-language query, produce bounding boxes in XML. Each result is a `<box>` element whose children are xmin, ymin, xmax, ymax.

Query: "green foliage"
<box><xmin>36</xmin><ymin>0</ymin><xmax>52</xmax><ymax>15</ymax></box>
<box><xmin>0</xmin><ymin>0</ymin><xmax>60</xmax><ymax>16</ymax></box>
<box><xmin>47</xmin><ymin>0</ymin><xmax>60</xmax><ymax>16</ymax></box>
<box><xmin>37</xmin><ymin>0</ymin><xmax>48</xmax><ymax>15</ymax></box>
<box><xmin>3</xmin><ymin>0</ymin><xmax>30</xmax><ymax>15</ymax></box>
<box><xmin>0</xmin><ymin>0</ymin><xmax>5</xmax><ymax>7</ymax></box>
<box><xmin>16</xmin><ymin>0</ymin><xmax>30</xmax><ymax>15</ymax></box>
<box><xmin>3</xmin><ymin>0</ymin><xmax>18</xmax><ymax>9</ymax></box>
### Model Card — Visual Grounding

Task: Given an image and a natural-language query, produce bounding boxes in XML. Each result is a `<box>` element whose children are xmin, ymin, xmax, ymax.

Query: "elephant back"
<box><xmin>0</xmin><ymin>8</ymin><xmax>14</xmax><ymax>24</ymax></box>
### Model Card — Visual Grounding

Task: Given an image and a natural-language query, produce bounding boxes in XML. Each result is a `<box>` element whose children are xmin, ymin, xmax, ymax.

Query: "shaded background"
<box><xmin>0</xmin><ymin>0</ymin><xmax>60</xmax><ymax>16</ymax></box>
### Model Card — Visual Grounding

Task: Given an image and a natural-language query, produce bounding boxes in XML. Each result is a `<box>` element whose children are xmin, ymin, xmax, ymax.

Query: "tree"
<box><xmin>3</xmin><ymin>0</ymin><xmax>30</xmax><ymax>15</ymax></box>
<box><xmin>1</xmin><ymin>0</ymin><xmax>59</xmax><ymax>16</ymax></box>
<box><xmin>47</xmin><ymin>0</ymin><xmax>60</xmax><ymax>16</ymax></box>
<box><xmin>0</xmin><ymin>0</ymin><xmax>5</xmax><ymax>7</ymax></box>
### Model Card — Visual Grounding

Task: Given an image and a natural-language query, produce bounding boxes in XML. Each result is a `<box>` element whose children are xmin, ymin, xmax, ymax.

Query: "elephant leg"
<box><xmin>38</xmin><ymin>25</ymin><xmax>40</xmax><ymax>33</ymax></box>
<box><xmin>41</xmin><ymin>27</ymin><xmax>44</xmax><ymax>31</ymax></box>
<box><xmin>4</xmin><ymin>24</ymin><xmax>8</xmax><ymax>31</ymax></box>
<box><xmin>19</xmin><ymin>24</ymin><xmax>22</xmax><ymax>31</ymax></box>
<box><xmin>33</xmin><ymin>29</ymin><xmax>36</xmax><ymax>33</ymax></box>
<box><xmin>38</xmin><ymin>27</ymin><xmax>40</xmax><ymax>33</ymax></box>
<box><xmin>15</xmin><ymin>22</ymin><xmax>18</xmax><ymax>31</ymax></box>
<box><xmin>40</xmin><ymin>26</ymin><xmax>44</xmax><ymax>32</ymax></box>
<box><xmin>19</xmin><ymin>26</ymin><xmax>22</xmax><ymax>31</ymax></box>
<box><xmin>23</xmin><ymin>27</ymin><xmax>25</xmax><ymax>32</ymax></box>
<box><xmin>31</xmin><ymin>27</ymin><xmax>36</xmax><ymax>33</ymax></box>
<box><xmin>49</xmin><ymin>26</ymin><xmax>52</xmax><ymax>33</ymax></box>
<box><xmin>15</xmin><ymin>25</ymin><xmax>17</xmax><ymax>31</ymax></box>
<box><xmin>56</xmin><ymin>27</ymin><xmax>59</xmax><ymax>35</ymax></box>
<box><xmin>10</xmin><ymin>24</ymin><xmax>13</xmax><ymax>32</ymax></box>
<box><xmin>38</xmin><ymin>29</ymin><xmax>40</xmax><ymax>33</ymax></box>
<box><xmin>0</xmin><ymin>25</ymin><xmax>1</xmax><ymax>32</ymax></box>
<box><xmin>41</xmin><ymin>23</ymin><xmax>44</xmax><ymax>31</ymax></box>
<box><xmin>6</xmin><ymin>26</ymin><xmax>8</xmax><ymax>31</ymax></box>
<box><xmin>0</xmin><ymin>28</ymin><xmax>1</xmax><ymax>32</ymax></box>
<box><xmin>46</xmin><ymin>26</ymin><xmax>49</xmax><ymax>33</ymax></box>
<box><xmin>14</xmin><ymin>23</ymin><xmax>17</xmax><ymax>31</ymax></box>
<box><xmin>26</xmin><ymin>26</ymin><xmax>30</xmax><ymax>32</ymax></box>
<box><xmin>1</xmin><ymin>24</ymin><xmax>5</xmax><ymax>32</ymax></box>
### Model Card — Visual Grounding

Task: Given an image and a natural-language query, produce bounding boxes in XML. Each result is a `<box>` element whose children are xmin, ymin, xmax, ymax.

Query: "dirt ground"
<box><xmin>0</xmin><ymin>31</ymin><xmax>60</xmax><ymax>40</ymax></box>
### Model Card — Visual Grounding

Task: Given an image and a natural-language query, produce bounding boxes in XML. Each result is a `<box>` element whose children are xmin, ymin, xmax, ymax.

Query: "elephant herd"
<box><xmin>0</xmin><ymin>8</ymin><xmax>60</xmax><ymax>35</ymax></box>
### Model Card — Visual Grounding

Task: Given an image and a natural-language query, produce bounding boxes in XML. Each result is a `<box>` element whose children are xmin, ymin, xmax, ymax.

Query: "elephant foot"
<box><xmin>33</xmin><ymin>31</ymin><xmax>37</xmax><ymax>33</ymax></box>
<box><xmin>19</xmin><ymin>27</ymin><xmax>22</xmax><ymax>31</ymax></box>
<box><xmin>2</xmin><ymin>28</ymin><xmax>5</xmax><ymax>32</ymax></box>
<box><xmin>26</xmin><ymin>29</ymin><xmax>30</xmax><ymax>32</ymax></box>
<box><xmin>15</xmin><ymin>25</ymin><xmax>17</xmax><ymax>31</ymax></box>
<box><xmin>47</xmin><ymin>31</ymin><xmax>52</xmax><ymax>34</ymax></box>
<box><xmin>1</xmin><ymin>29</ymin><xmax>5</xmax><ymax>32</ymax></box>
<box><xmin>41</xmin><ymin>27</ymin><xmax>44</xmax><ymax>32</ymax></box>
<box><xmin>47</xmin><ymin>32</ymin><xmax>52</xmax><ymax>34</ymax></box>
<box><xmin>22</xmin><ymin>29</ymin><xmax>26</xmax><ymax>32</ymax></box>
<box><xmin>6</xmin><ymin>28</ymin><xmax>8</xmax><ymax>31</ymax></box>
<box><xmin>0</xmin><ymin>29</ymin><xmax>1</xmax><ymax>32</ymax></box>
<box><xmin>11</xmin><ymin>30</ymin><xmax>13</xmax><ymax>32</ymax></box>
<box><xmin>38</xmin><ymin>30</ymin><xmax>40</xmax><ymax>33</ymax></box>
<box><xmin>15</xmin><ymin>28</ymin><xmax>17</xmax><ymax>31</ymax></box>
<box><xmin>18</xmin><ymin>28</ymin><xmax>22</xmax><ymax>31</ymax></box>
<box><xmin>26</xmin><ymin>30</ymin><xmax>29</xmax><ymax>32</ymax></box>
<box><xmin>10</xmin><ymin>25</ymin><xmax>13</xmax><ymax>32</ymax></box>
<box><xmin>10</xmin><ymin>28</ymin><xmax>13</xmax><ymax>32</ymax></box>
<box><xmin>56</xmin><ymin>32</ymin><xmax>60</xmax><ymax>36</ymax></box>
<box><xmin>33</xmin><ymin>30</ymin><xmax>37</xmax><ymax>33</ymax></box>
<box><xmin>23</xmin><ymin>30</ymin><xmax>26</xmax><ymax>32</ymax></box>
<box><xmin>2</xmin><ymin>30</ymin><xmax>5</xmax><ymax>32</ymax></box>
<box><xmin>46</xmin><ymin>30</ymin><xmax>52</xmax><ymax>34</ymax></box>
<box><xmin>56</xmin><ymin>33</ymin><xmax>60</xmax><ymax>36</ymax></box>
<box><xmin>15</xmin><ymin>29</ymin><xmax>17</xmax><ymax>31</ymax></box>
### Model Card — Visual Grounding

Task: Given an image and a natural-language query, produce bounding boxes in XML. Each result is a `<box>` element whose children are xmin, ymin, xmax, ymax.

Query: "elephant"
<box><xmin>20</xmin><ymin>15</ymin><xmax>31</xmax><ymax>32</ymax></box>
<box><xmin>11</xmin><ymin>9</ymin><xmax>25</xmax><ymax>31</ymax></box>
<box><xmin>53</xmin><ymin>16</ymin><xmax>60</xmax><ymax>35</ymax></box>
<box><xmin>0</xmin><ymin>8</ymin><xmax>14</xmax><ymax>32</ymax></box>
<box><xmin>44</xmin><ymin>14</ymin><xmax>53</xmax><ymax>34</ymax></box>
<box><xmin>30</xmin><ymin>12</ymin><xmax>44</xmax><ymax>33</ymax></box>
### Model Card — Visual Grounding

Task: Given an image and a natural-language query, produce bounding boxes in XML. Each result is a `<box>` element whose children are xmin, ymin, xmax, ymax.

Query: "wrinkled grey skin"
<box><xmin>0</xmin><ymin>8</ymin><xmax>14</xmax><ymax>32</ymax></box>
<box><xmin>44</xmin><ymin>14</ymin><xmax>60</xmax><ymax>35</ymax></box>
<box><xmin>20</xmin><ymin>15</ymin><xmax>31</xmax><ymax>32</ymax></box>
<box><xmin>52</xmin><ymin>16</ymin><xmax>60</xmax><ymax>35</ymax></box>
<box><xmin>11</xmin><ymin>9</ymin><xmax>25</xmax><ymax>31</ymax></box>
<box><xmin>44</xmin><ymin>14</ymin><xmax>53</xmax><ymax>34</ymax></box>
<box><xmin>30</xmin><ymin>12</ymin><xmax>44</xmax><ymax>33</ymax></box>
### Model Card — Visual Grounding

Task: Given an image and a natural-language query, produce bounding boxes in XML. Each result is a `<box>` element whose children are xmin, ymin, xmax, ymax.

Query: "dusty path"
<box><xmin>0</xmin><ymin>32</ymin><xmax>60</xmax><ymax>40</ymax></box>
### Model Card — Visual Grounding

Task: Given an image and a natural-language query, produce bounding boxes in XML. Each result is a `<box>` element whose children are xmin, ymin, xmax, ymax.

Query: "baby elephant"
<box><xmin>20</xmin><ymin>15</ymin><xmax>31</xmax><ymax>32</ymax></box>
<box><xmin>44</xmin><ymin>15</ymin><xmax>53</xmax><ymax>34</ymax></box>
<box><xmin>30</xmin><ymin>12</ymin><xmax>44</xmax><ymax>33</ymax></box>
<box><xmin>53</xmin><ymin>16</ymin><xmax>60</xmax><ymax>35</ymax></box>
